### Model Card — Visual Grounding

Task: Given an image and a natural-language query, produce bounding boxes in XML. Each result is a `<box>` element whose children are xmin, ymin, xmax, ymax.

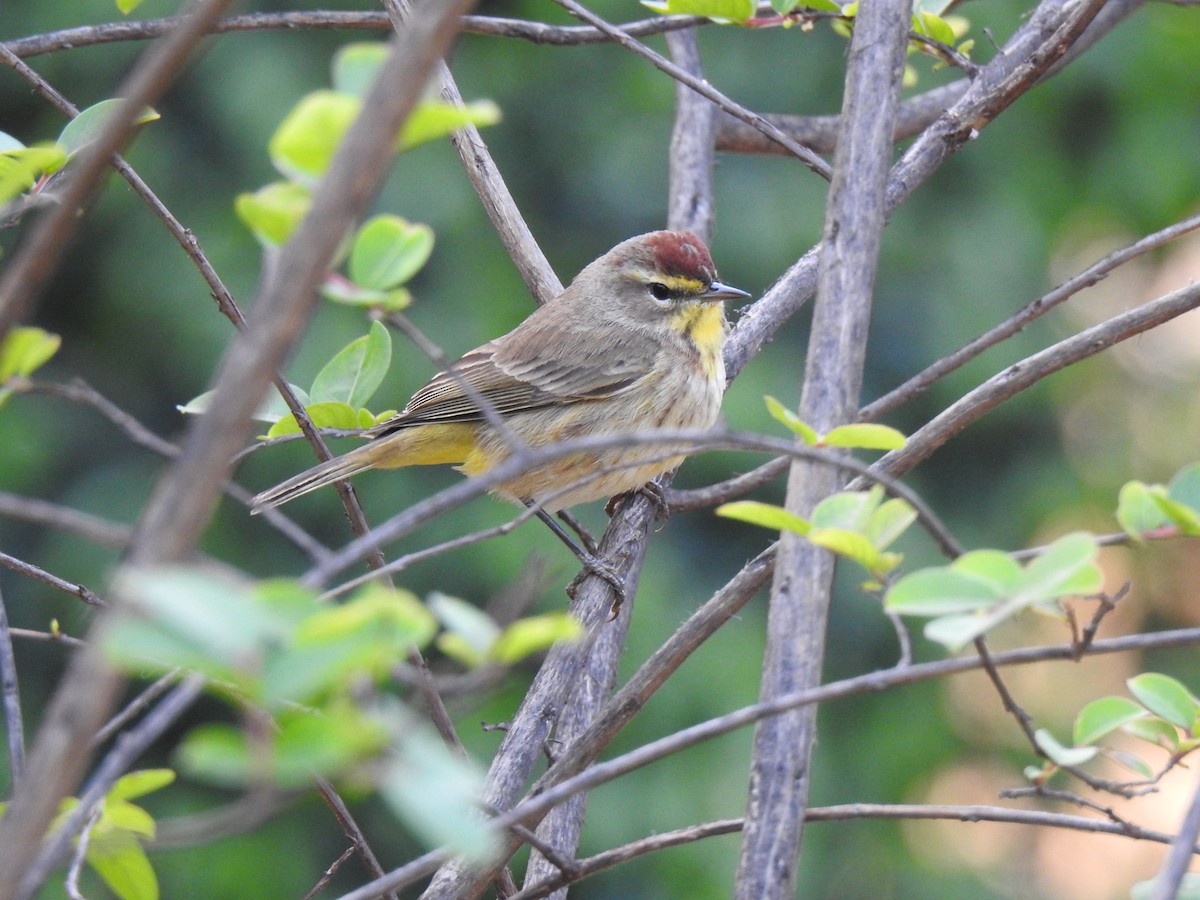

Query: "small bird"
<box><xmin>252</xmin><ymin>231</ymin><xmax>748</xmax><ymax>585</ymax></box>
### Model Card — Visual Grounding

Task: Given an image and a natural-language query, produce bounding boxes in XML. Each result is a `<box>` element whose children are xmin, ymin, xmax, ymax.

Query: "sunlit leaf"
<box><xmin>1116</xmin><ymin>480</ymin><xmax>1170</xmax><ymax>539</ymax></box>
<box><xmin>763</xmin><ymin>395</ymin><xmax>818</xmax><ymax>444</ymax></box>
<box><xmin>398</xmin><ymin>99</ymin><xmax>501</xmax><ymax>151</ymax></box>
<box><xmin>1073</xmin><ymin>696</ymin><xmax>1145</xmax><ymax>746</ymax></box>
<box><xmin>885</xmin><ymin>566</ymin><xmax>1003</xmax><ymax>616</ymax></box>
<box><xmin>865</xmin><ymin>497</ymin><xmax>917</xmax><ymax>550</ymax></box>
<box><xmin>269</xmin><ymin>90</ymin><xmax>360</xmax><ymax>183</ymax></box>
<box><xmin>490</xmin><ymin>613</ymin><xmax>583</xmax><ymax>664</ymax></box>
<box><xmin>1015</xmin><ymin>532</ymin><xmax>1101</xmax><ymax>603</ymax></box>
<box><xmin>331</xmin><ymin>42</ymin><xmax>389</xmax><ymax>97</ymax></box>
<box><xmin>235</xmin><ymin>181</ymin><xmax>312</xmax><ymax>248</ymax></box>
<box><xmin>1128</xmin><ymin>672</ymin><xmax>1198</xmax><ymax>731</ymax></box>
<box><xmin>641</xmin><ymin>0</ymin><xmax>756</xmax><ymax>21</ymax></box>
<box><xmin>823</xmin><ymin>422</ymin><xmax>906</xmax><ymax>450</ymax></box>
<box><xmin>266</xmin><ymin>401</ymin><xmax>361</xmax><ymax>438</ymax></box>
<box><xmin>58</xmin><ymin>99</ymin><xmax>159</xmax><ymax>159</ymax></box>
<box><xmin>310</xmin><ymin>321</ymin><xmax>392</xmax><ymax>408</ymax></box>
<box><xmin>106</xmin><ymin>770</ymin><xmax>175</xmax><ymax>804</ymax></box>
<box><xmin>716</xmin><ymin>500</ymin><xmax>811</xmax><ymax>536</ymax></box>
<box><xmin>86</xmin><ymin>827</ymin><xmax>158</xmax><ymax>900</ymax></box>
<box><xmin>348</xmin><ymin>215</ymin><xmax>434</xmax><ymax>292</ymax></box>
<box><xmin>0</xmin><ymin>145</ymin><xmax>66</xmax><ymax>203</ymax></box>
<box><xmin>1034</xmin><ymin>728</ymin><xmax>1097</xmax><ymax>767</ymax></box>
<box><xmin>0</xmin><ymin>326</ymin><xmax>61</xmax><ymax>380</ymax></box>
<box><xmin>428</xmin><ymin>592</ymin><xmax>499</xmax><ymax>663</ymax></box>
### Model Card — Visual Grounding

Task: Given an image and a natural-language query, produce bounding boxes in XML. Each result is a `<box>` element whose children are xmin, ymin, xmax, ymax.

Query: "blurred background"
<box><xmin>3</xmin><ymin>0</ymin><xmax>1200</xmax><ymax>896</ymax></box>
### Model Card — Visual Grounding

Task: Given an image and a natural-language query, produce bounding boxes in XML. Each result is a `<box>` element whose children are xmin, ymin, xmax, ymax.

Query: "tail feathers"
<box><xmin>250</xmin><ymin>443</ymin><xmax>382</xmax><ymax>514</ymax></box>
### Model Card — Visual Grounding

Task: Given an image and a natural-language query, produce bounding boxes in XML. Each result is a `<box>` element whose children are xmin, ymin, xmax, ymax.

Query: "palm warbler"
<box><xmin>251</xmin><ymin>231</ymin><xmax>748</xmax><ymax>516</ymax></box>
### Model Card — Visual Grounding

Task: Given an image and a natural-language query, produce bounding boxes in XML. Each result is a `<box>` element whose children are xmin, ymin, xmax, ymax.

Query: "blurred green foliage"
<box><xmin>4</xmin><ymin>0</ymin><xmax>1200</xmax><ymax>897</ymax></box>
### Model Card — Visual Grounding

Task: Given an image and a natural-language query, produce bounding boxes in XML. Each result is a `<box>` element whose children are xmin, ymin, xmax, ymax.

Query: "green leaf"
<box><xmin>0</xmin><ymin>326</ymin><xmax>61</xmax><ymax>380</ymax></box>
<box><xmin>865</xmin><ymin>497</ymin><xmax>917</xmax><ymax>550</ymax></box>
<box><xmin>177</xmin><ymin>383</ymin><xmax>311</xmax><ymax>422</ymax></box>
<box><xmin>763</xmin><ymin>396</ymin><xmax>818</xmax><ymax>444</ymax></box>
<box><xmin>428</xmin><ymin>592</ymin><xmax>499</xmax><ymax>663</ymax></box>
<box><xmin>86</xmin><ymin>827</ymin><xmax>158</xmax><ymax>900</ymax></box>
<box><xmin>270</xmin><ymin>706</ymin><xmax>388</xmax><ymax>785</ymax></box>
<box><xmin>922</xmin><ymin>612</ymin><xmax>1000</xmax><ymax>652</ymax></box>
<box><xmin>716</xmin><ymin>500</ymin><xmax>811</xmax><ymax>536</ymax></box>
<box><xmin>101</xmin><ymin>800</ymin><xmax>156</xmax><ymax>839</ymax></box>
<box><xmin>885</xmin><ymin>566</ymin><xmax>1004</xmax><ymax>615</ymax></box>
<box><xmin>398</xmin><ymin>99</ymin><xmax>501</xmax><ymax>152</ymax></box>
<box><xmin>107</xmin><ymin>770</ymin><xmax>175</xmax><ymax>803</ymax></box>
<box><xmin>310</xmin><ymin>321</ymin><xmax>392</xmax><ymax>408</ymax></box>
<box><xmin>1073</xmin><ymin>696</ymin><xmax>1145</xmax><ymax>746</ymax></box>
<box><xmin>348</xmin><ymin>216</ymin><xmax>434</xmax><ymax>292</ymax></box>
<box><xmin>807</xmin><ymin>527</ymin><xmax>889</xmax><ymax>575</ymax></box>
<box><xmin>823</xmin><ymin>423</ymin><xmax>906</xmax><ymax>450</ymax></box>
<box><xmin>382</xmin><ymin>723</ymin><xmax>499</xmax><ymax>862</ymax></box>
<box><xmin>1015</xmin><ymin>532</ymin><xmax>1101</xmax><ymax>603</ymax></box>
<box><xmin>1106</xmin><ymin>749</ymin><xmax>1154</xmax><ymax>780</ymax></box>
<box><xmin>641</xmin><ymin>0</ymin><xmax>756</xmax><ymax>22</ymax></box>
<box><xmin>322</xmin><ymin>277</ymin><xmax>413</xmax><ymax>310</ymax></box>
<box><xmin>0</xmin><ymin>145</ymin><xmax>66</xmax><ymax>203</ymax></box>
<box><xmin>1123</xmin><ymin>716</ymin><xmax>1180</xmax><ymax>750</ymax></box>
<box><xmin>1117</xmin><ymin>481</ymin><xmax>1170</xmax><ymax>539</ymax></box>
<box><xmin>1034</xmin><ymin>729</ymin><xmax>1097</xmax><ymax>767</ymax></box>
<box><xmin>58</xmin><ymin>99</ymin><xmax>158</xmax><ymax>160</ymax></box>
<box><xmin>175</xmin><ymin>725</ymin><xmax>250</xmax><ymax>788</ymax></box>
<box><xmin>266</xmin><ymin>401</ymin><xmax>361</xmax><ymax>438</ymax></box>
<box><xmin>331</xmin><ymin>43</ymin><xmax>389</xmax><ymax>97</ymax></box>
<box><xmin>116</xmin><ymin>0</ymin><xmax>147</xmax><ymax>12</ymax></box>
<box><xmin>1128</xmin><ymin>673</ymin><xmax>1198</xmax><ymax>731</ymax></box>
<box><xmin>1149</xmin><ymin>491</ymin><xmax>1200</xmax><ymax>536</ymax></box>
<box><xmin>235</xmin><ymin>181</ymin><xmax>312</xmax><ymax>248</ymax></box>
<box><xmin>913</xmin><ymin>10</ymin><xmax>955</xmax><ymax>44</ymax></box>
<box><xmin>269</xmin><ymin>91</ymin><xmax>361</xmax><ymax>183</ymax></box>
<box><xmin>811</xmin><ymin>489</ymin><xmax>878</xmax><ymax>533</ymax></box>
<box><xmin>1167</xmin><ymin>462</ymin><xmax>1200</xmax><ymax>514</ymax></box>
<box><xmin>952</xmin><ymin>550</ymin><xmax>1021</xmax><ymax>595</ymax></box>
<box><xmin>490</xmin><ymin>613</ymin><xmax>583</xmax><ymax>664</ymax></box>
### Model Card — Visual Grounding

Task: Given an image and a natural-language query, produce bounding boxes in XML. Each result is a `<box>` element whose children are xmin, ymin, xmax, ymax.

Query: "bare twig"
<box><xmin>1149</xmin><ymin>780</ymin><xmax>1200</xmax><ymax>900</ymax></box>
<box><xmin>0</xmin><ymin>492</ymin><xmax>133</xmax><ymax>550</ymax></box>
<box><xmin>63</xmin><ymin>807</ymin><xmax>102</xmax><ymax>900</ymax></box>
<box><xmin>0</xmin><ymin>550</ymin><xmax>107</xmax><ymax>609</ymax></box>
<box><xmin>302</xmin><ymin>844</ymin><xmax>358</xmax><ymax>900</ymax></box>
<box><xmin>91</xmin><ymin>670</ymin><xmax>183</xmax><ymax>748</ymax></box>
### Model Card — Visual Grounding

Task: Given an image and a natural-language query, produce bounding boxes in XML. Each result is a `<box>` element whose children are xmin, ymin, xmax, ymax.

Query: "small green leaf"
<box><xmin>952</xmin><ymin>550</ymin><xmax>1021</xmax><ymax>595</ymax></box>
<box><xmin>716</xmin><ymin>500</ymin><xmax>811</xmax><ymax>536</ymax></box>
<box><xmin>807</xmin><ymin>527</ymin><xmax>888</xmax><ymax>575</ymax></box>
<box><xmin>490</xmin><ymin>613</ymin><xmax>583</xmax><ymax>665</ymax></box>
<box><xmin>1128</xmin><ymin>673</ymin><xmax>1198</xmax><ymax>731</ymax></box>
<box><xmin>0</xmin><ymin>145</ymin><xmax>66</xmax><ymax>202</ymax></box>
<box><xmin>0</xmin><ymin>326</ymin><xmax>61</xmax><ymax>380</ymax></box>
<box><xmin>331</xmin><ymin>43</ymin><xmax>389</xmax><ymax>97</ymax></box>
<box><xmin>1116</xmin><ymin>481</ymin><xmax>1170</xmax><ymax>539</ymax></box>
<box><xmin>1106</xmin><ymin>749</ymin><xmax>1153</xmax><ymax>780</ymax></box>
<box><xmin>398</xmin><ymin>99</ymin><xmax>501</xmax><ymax>152</ymax></box>
<box><xmin>428</xmin><ymin>592</ymin><xmax>499</xmax><ymax>662</ymax></box>
<box><xmin>266</xmin><ymin>401</ymin><xmax>361</xmax><ymax>438</ymax></box>
<box><xmin>58</xmin><ymin>99</ymin><xmax>159</xmax><ymax>159</ymax></box>
<box><xmin>823</xmin><ymin>423</ymin><xmax>906</xmax><ymax>450</ymax></box>
<box><xmin>269</xmin><ymin>91</ymin><xmax>361</xmax><ymax>183</ymax></box>
<box><xmin>1123</xmin><ymin>716</ymin><xmax>1180</xmax><ymax>750</ymax></box>
<box><xmin>235</xmin><ymin>181</ymin><xmax>312</xmax><ymax>248</ymax></box>
<box><xmin>810</xmin><ymin>489</ymin><xmax>878</xmax><ymax>533</ymax></box>
<box><xmin>641</xmin><ymin>0</ymin><xmax>756</xmax><ymax>21</ymax></box>
<box><xmin>86</xmin><ymin>827</ymin><xmax>158</xmax><ymax>900</ymax></box>
<box><xmin>922</xmin><ymin>612</ymin><xmax>997</xmax><ymax>651</ymax></box>
<box><xmin>1073</xmin><ymin>696</ymin><xmax>1145</xmax><ymax>746</ymax></box>
<box><xmin>885</xmin><ymin>566</ymin><xmax>1004</xmax><ymax>616</ymax></box>
<box><xmin>763</xmin><ymin>396</ymin><xmax>818</xmax><ymax>444</ymax></box>
<box><xmin>865</xmin><ymin>497</ymin><xmax>917</xmax><ymax>550</ymax></box>
<box><xmin>1015</xmin><ymin>532</ymin><xmax>1101</xmax><ymax>603</ymax></box>
<box><xmin>1167</xmin><ymin>463</ymin><xmax>1200</xmax><ymax>514</ymax></box>
<box><xmin>101</xmin><ymin>800</ymin><xmax>156</xmax><ymax>839</ymax></box>
<box><xmin>1034</xmin><ymin>729</ymin><xmax>1097</xmax><ymax>768</ymax></box>
<box><xmin>1149</xmin><ymin>492</ymin><xmax>1200</xmax><ymax>536</ymax></box>
<box><xmin>322</xmin><ymin>277</ymin><xmax>413</xmax><ymax>310</ymax></box>
<box><xmin>116</xmin><ymin>0</ymin><xmax>147</xmax><ymax>12</ymax></box>
<box><xmin>310</xmin><ymin>321</ymin><xmax>392</xmax><ymax>408</ymax></box>
<box><xmin>107</xmin><ymin>770</ymin><xmax>175</xmax><ymax>803</ymax></box>
<box><xmin>348</xmin><ymin>216</ymin><xmax>434</xmax><ymax>291</ymax></box>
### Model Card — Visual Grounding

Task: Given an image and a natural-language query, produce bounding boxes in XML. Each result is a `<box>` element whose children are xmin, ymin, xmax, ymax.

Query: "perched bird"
<box><xmin>252</xmin><ymin>231</ymin><xmax>748</xmax><ymax>586</ymax></box>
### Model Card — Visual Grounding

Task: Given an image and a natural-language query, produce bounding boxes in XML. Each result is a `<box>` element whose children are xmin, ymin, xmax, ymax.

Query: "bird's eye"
<box><xmin>648</xmin><ymin>282</ymin><xmax>673</xmax><ymax>302</ymax></box>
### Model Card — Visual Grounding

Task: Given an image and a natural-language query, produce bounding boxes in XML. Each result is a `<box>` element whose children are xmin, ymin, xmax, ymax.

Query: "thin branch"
<box><xmin>0</xmin><ymin>584</ymin><xmax>25</xmax><ymax>788</ymax></box>
<box><xmin>91</xmin><ymin>670</ymin><xmax>183</xmax><ymax>748</ymax></box>
<box><xmin>873</xmin><ymin>279</ymin><xmax>1200</xmax><ymax>480</ymax></box>
<box><xmin>0</xmin><ymin>550</ymin><xmax>107</xmax><ymax>609</ymax></box>
<box><xmin>1150</xmin><ymin>780</ymin><xmax>1200</xmax><ymax>900</ymax></box>
<box><xmin>863</xmin><ymin>209</ymin><xmax>1200</xmax><ymax>422</ymax></box>
<box><xmin>3</xmin><ymin>12</ymin><xmax>709</xmax><ymax>59</ymax></box>
<box><xmin>316</xmin><ymin>776</ymin><xmax>399</xmax><ymax>900</ymax></box>
<box><xmin>664</xmin><ymin>455</ymin><xmax>790</xmax><ymax>511</ymax></box>
<box><xmin>342</xmin><ymin>626</ymin><xmax>1200</xmax><ymax>899</ymax></box>
<box><xmin>551</xmin><ymin>0</ymin><xmax>832</xmax><ymax>179</ymax></box>
<box><xmin>302</xmin><ymin>844</ymin><xmax>358</xmax><ymax>900</ymax></box>
<box><xmin>63</xmin><ymin>807</ymin><xmax>101</xmax><ymax>900</ymax></box>
<box><xmin>0</xmin><ymin>492</ymin><xmax>133</xmax><ymax>550</ymax></box>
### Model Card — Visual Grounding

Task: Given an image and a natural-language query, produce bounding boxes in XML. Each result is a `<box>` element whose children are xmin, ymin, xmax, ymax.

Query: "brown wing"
<box><xmin>365</xmin><ymin>309</ymin><xmax>658</xmax><ymax>438</ymax></box>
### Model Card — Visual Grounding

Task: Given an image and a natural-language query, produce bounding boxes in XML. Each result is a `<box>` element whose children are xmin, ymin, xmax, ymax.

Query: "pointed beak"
<box><xmin>703</xmin><ymin>280</ymin><xmax>751</xmax><ymax>302</ymax></box>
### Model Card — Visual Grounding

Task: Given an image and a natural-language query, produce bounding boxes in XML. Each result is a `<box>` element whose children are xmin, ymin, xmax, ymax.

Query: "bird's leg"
<box><xmin>527</xmin><ymin>505</ymin><xmax>626</xmax><ymax>608</ymax></box>
<box><xmin>604</xmin><ymin>481</ymin><xmax>670</xmax><ymax>521</ymax></box>
<box><xmin>555</xmin><ymin>509</ymin><xmax>600</xmax><ymax>555</ymax></box>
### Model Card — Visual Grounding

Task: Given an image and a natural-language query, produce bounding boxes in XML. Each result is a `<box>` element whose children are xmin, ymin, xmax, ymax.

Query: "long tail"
<box><xmin>250</xmin><ymin>441</ymin><xmax>388</xmax><ymax>513</ymax></box>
